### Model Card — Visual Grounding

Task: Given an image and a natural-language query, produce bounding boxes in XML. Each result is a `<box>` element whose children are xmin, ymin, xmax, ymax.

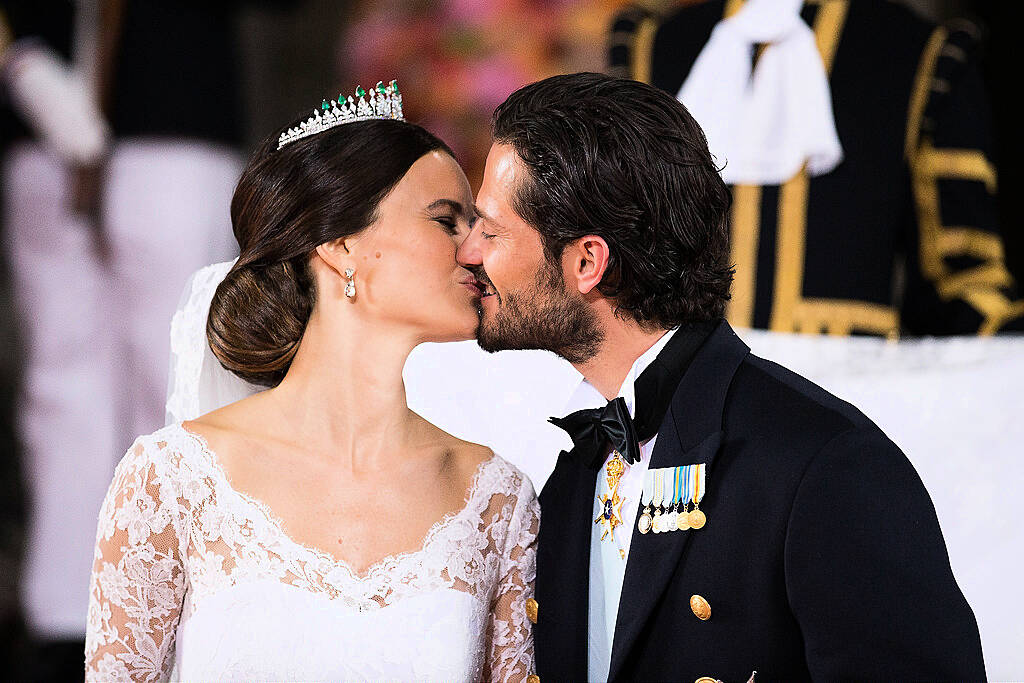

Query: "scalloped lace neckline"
<box><xmin>172</xmin><ymin>422</ymin><xmax>498</xmax><ymax>583</ymax></box>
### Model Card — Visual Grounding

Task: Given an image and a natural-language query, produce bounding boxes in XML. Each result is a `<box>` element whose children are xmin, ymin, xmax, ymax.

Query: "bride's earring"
<box><xmin>344</xmin><ymin>267</ymin><xmax>356</xmax><ymax>299</ymax></box>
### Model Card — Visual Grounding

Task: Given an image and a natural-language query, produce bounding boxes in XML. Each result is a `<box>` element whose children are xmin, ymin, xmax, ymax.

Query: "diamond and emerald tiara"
<box><xmin>277</xmin><ymin>80</ymin><xmax>404</xmax><ymax>150</ymax></box>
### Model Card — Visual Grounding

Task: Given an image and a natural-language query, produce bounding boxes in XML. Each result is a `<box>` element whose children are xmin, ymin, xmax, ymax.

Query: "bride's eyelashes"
<box><xmin>432</xmin><ymin>216</ymin><xmax>459</xmax><ymax>235</ymax></box>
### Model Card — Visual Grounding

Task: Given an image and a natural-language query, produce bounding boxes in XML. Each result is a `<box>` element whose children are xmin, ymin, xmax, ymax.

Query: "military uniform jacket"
<box><xmin>610</xmin><ymin>0</ymin><xmax>1024</xmax><ymax>336</ymax></box>
<box><xmin>534</xmin><ymin>321</ymin><xmax>985</xmax><ymax>681</ymax></box>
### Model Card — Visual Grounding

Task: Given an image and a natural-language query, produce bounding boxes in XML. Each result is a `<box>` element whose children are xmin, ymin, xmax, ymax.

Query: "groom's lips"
<box><xmin>461</xmin><ymin>277</ymin><xmax>485</xmax><ymax>297</ymax></box>
<box><xmin>466</xmin><ymin>268</ymin><xmax>497</xmax><ymax>299</ymax></box>
<box><xmin>461</xmin><ymin>277</ymin><xmax>497</xmax><ymax>299</ymax></box>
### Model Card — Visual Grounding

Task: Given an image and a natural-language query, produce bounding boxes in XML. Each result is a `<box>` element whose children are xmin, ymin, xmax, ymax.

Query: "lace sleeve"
<box><xmin>486</xmin><ymin>473</ymin><xmax>540</xmax><ymax>683</ymax></box>
<box><xmin>85</xmin><ymin>439</ymin><xmax>187</xmax><ymax>682</ymax></box>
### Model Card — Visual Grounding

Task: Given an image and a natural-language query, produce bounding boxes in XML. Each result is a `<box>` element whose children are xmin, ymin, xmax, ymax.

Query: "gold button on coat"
<box><xmin>526</xmin><ymin>598</ymin><xmax>538</xmax><ymax>624</ymax></box>
<box><xmin>690</xmin><ymin>594</ymin><xmax>711</xmax><ymax>621</ymax></box>
<box><xmin>694</xmin><ymin>677</ymin><xmax>720</xmax><ymax>683</ymax></box>
<box><xmin>527</xmin><ymin>675</ymin><xmax>540</xmax><ymax>683</ymax></box>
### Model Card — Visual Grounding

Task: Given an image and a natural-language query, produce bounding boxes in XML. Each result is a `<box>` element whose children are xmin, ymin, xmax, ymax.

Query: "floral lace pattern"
<box><xmin>85</xmin><ymin>423</ymin><xmax>539</xmax><ymax>682</ymax></box>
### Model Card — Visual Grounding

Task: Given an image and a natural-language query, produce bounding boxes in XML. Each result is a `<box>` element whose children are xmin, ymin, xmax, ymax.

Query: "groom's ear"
<box><xmin>564</xmin><ymin>235</ymin><xmax>611</xmax><ymax>295</ymax></box>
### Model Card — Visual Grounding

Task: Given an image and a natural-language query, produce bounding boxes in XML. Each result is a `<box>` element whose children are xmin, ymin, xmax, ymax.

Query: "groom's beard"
<box><xmin>476</xmin><ymin>260</ymin><xmax>604</xmax><ymax>364</ymax></box>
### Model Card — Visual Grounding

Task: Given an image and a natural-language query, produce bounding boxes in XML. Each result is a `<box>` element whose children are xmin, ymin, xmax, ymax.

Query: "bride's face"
<box><xmin>342</xmin><ymin>150</ymin><xmax>481</xmax><ymax>342</ymax></box>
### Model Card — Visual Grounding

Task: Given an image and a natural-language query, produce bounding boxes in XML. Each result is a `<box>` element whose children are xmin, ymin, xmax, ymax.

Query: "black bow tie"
<box><xmin>548</xmin><ymin>396</ymin><xmax>642</xmax><ymax>467</ymax></box>
<box><xmin>549</xmin><ymin>322</ymin><xmax>720</xmax><ymax>469</ymax></box>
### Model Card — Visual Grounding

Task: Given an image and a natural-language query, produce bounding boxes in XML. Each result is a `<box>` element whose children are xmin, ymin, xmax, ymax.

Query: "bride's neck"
<box><xmin>268</xmin><ymin>307</ymin><xmax>416</xmax><ymax>470</ymax></box>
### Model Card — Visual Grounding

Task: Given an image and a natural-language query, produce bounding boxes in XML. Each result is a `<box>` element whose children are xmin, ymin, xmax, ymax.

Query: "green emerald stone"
<box><xmin>376</xmin><ymin>81</ymin><xmax>386</xmax><ymax>94</ymax></box>
<box><xmin>391</xmin><ymin>80</ymin><xmax>400</xmax><ymax>95</ymax></box>
<box><xmin>355</xmin><ymin>86</ymin><xmax>366</xmax><ymax>98</ymax></box>
<box><xmin>321</xmin><ymin>100</ymin><xmax>329</xmax><ymax>110</ymax></box>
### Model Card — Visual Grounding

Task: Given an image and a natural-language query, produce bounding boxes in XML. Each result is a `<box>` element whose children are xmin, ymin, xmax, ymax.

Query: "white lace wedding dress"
<box><xmin>84</xmin><ymin>422</ymin><xmax>539</xmax><ymax>682</ymax></box>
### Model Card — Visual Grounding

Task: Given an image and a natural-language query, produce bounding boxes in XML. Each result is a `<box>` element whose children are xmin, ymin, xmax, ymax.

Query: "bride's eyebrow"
<box><xmin>425</xmin><ymin>198</ymin><xmax>469</xmax><ymax>218</ymax></box>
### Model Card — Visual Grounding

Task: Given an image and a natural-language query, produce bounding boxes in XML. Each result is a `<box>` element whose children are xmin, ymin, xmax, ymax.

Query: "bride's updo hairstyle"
<box><xmin>207</xmin><ymin>119</ymin><xmax>453</xmax><ymax>387</ymax></box>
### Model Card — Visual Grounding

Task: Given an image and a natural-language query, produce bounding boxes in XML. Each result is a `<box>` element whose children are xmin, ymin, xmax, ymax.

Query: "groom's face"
<box><xmin>457</xmin><ymin>144</ymin><xmax>602</xmax><ymax>363</ymax></box>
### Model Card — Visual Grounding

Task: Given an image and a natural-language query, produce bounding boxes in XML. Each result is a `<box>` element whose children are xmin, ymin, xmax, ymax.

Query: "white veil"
<box><xmin>165</xmin><ymin>260</ymin><xmax>263</xmax><ymax>424</ymax></box>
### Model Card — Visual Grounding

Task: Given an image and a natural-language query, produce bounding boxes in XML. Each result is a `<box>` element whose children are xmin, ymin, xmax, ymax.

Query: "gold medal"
<box><xmin>677</xmin><ymin>503</ymin><xmax>691</xmax><ymax>531</ymax></box>
<box><xmin>638</xmin><ymin>505</ymin><xmax>653</xmax><ymax>534</ymax></box>
<box><xmin>687</xmin><ymin>463</ymin><xmax>708</xmax><ymax>529</ymax></box>
<box><xmin>652</xmin><ymin>507</ymin><xmax>663</xmax><ymax>533</ymax></box>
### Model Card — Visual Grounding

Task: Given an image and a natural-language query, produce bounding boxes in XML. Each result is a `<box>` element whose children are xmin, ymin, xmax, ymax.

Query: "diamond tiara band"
<box><xmin>277</xmin><ymin>80</ymin><xmax>404</xmax><ymax>150</ymax></box>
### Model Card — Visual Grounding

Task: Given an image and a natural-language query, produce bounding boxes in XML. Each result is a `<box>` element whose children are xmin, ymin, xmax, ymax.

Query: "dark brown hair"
<box><xmin>491</xmin><ymin>72</ymin><xmax>733</xmax><ymax>328</ymax></box>
<box><xmin>207</xmin><ymin>118</ymin><xmax>452</xmax><ymax>387</ymax></box>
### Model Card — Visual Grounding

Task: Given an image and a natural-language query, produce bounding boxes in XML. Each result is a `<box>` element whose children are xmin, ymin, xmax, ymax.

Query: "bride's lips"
<box><xmin>461</xmin><ymin>277</ymin><xmax>485</xmax><ymax>297</ymax></box>
<box><xmin>461</xmin><ymin>276</ymin><xmax>497</xmax><ymax>299</ymax></box>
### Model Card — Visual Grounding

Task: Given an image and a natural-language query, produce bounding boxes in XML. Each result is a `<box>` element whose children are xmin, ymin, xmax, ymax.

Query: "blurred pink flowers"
<box><xmin>339</xmin><ymin>0</ymin><xmax>629</xmax><ymax>189</ymax></box>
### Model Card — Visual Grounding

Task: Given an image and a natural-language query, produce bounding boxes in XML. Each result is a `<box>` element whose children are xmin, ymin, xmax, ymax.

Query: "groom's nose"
<box><xmin>457</xmin><ymin>224</ymin><xmax>484</xmax><ymax>267</ymax></box>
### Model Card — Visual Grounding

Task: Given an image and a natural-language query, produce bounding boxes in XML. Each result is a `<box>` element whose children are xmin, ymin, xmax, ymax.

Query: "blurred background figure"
<box><xmin>1</xmin><ymin>4</ymin><xmax>115</xmax><ymax>678</ymax></box>
<box><xmin>0</xmin><ymin>0</ymin><xmax>298</xmax><ymax>678</ymax></box>
<box><xmin>610</xmin><ymin>0</ymin><xmax>1023</xmax><ymax>337</ymax></box>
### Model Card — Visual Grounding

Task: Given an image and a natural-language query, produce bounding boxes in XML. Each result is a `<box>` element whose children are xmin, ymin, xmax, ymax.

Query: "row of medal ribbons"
<box><xmin>637</xmin><ymin>463</ymin><xmax>707</xmax><ymax>534</ymax></box>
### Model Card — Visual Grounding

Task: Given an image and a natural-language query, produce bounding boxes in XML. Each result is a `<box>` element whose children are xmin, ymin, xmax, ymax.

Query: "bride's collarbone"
<box><xmin>183</xmin><ymin>421</ymin><xmax>491</xmax><ymax>575</ymax></box>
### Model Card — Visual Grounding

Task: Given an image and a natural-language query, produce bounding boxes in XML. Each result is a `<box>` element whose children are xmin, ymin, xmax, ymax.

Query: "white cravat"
<box><xmin>561</xmin><ymin>328</ymin><xmax>679</xmax><ymax>683</ymax></box>
<box><xmin>677</xmin><ymin>0</ymin><xmax>843</xmax><ymax>185</ymax></box>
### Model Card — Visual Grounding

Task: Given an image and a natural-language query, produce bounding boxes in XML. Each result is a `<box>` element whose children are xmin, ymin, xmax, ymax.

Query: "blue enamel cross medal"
<box><xmin>595</xmin><ymin>450</ymin><xmax>628</xmax><ymax>546</ymax></box>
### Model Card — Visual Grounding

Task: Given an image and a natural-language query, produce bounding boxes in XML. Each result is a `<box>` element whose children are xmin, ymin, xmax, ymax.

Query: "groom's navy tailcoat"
<box><xmin>534</xmin><ymin>321</ymin><xmax>985</xmax><ymax>682</ymax></box>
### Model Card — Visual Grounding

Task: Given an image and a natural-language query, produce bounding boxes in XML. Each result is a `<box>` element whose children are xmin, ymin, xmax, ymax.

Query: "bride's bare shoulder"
<box><xmin>182</xmin><ymin>392</ymin><xmax>277</xmax><ymax>458</ymax></box>
<box><xmin>410</xmin><ymin>412</ymin><xmax>494</xmax><ymax>475</ymax></box>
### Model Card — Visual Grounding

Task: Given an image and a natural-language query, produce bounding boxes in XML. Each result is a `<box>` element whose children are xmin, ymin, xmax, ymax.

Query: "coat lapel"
<box><xmin>535</xmin><ymin>449</ymin><xmax>598</xmax><ymax>680</ymax></box>
<box><xmin>607</xmin><ymin>322</ymin><xmax>750</xmax><ymax>681</ymax></box>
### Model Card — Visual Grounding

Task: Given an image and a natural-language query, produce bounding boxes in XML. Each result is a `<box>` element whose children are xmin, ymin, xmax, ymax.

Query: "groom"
<box><xmin>456</xmin><ymin>73</ymin><xmax>985</xmax><ymax>681</ymax></box>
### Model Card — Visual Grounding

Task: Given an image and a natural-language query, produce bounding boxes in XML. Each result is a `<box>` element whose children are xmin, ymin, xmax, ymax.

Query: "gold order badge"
<box><xmin>595</xmin><ymin>451</ymin><xmax>627</xmax><ymax>543</ymax></box>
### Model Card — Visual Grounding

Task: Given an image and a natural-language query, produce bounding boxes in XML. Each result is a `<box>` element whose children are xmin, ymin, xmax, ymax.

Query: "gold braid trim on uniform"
<box><xmin>935</xmin><ymin>264</ymin><xmax>1013</xmax><ymax>300</ymax></box>
<box><xmin>724</xmin><ymin>0</ymin><xmax>745</xmax><ymax>18</ymax></box>
<box><xmin>905</xmin><ymin>27</ymin><xmax>947</xmax><ymax>159</ymax></box>
<box><xmin>725</xmin><ymin>1</ymin><xmax>889</xmax><ymax>336</ymax></box>
<box><xmin>937</xmin><ymin>228</ymin><xmax>1005</xmax><ymax>261</ymax></box>
<box><xmin>763</xmin><ymin>1</ymin><xmax>891</xmax><ymax>337</ymax></box>
<box><xmin>771</xmin><ymin>169</ymin><xmax>810</xmax><ymax>332</ymax></box>
<box><xmin>0</xmin><ymin>11</ymin><xmax>14</xmax><ymax>65</ymax></box>
<box><xmin>722</xmin><ymin>1</ymin><xmax>758</xmax><ymax>328</ymax></box>
<box><xmin>794</xmin><ymin>299</ymin><xmax>901</xmax><ymax>338</ymax></box>
<box><xmin>907</xmin><ymin>27</ymin><xmax>1023</xmax><ymax>335</ymax></box>
<box><xmin>963</xmin><ymin>294</ymin><xmax>1024</xmax><ymax>336</ymax></box>
<box><xmin>917</xmin><ymin>146</ymin><xmax>997</xmax><ymax>192</ymax></box>
<box><xmin>630</xmin><ymin>17</ymin><xmax>659</xmax><ymax>84</ymax></box>
<box><xmin>812</xmin><ymin>0</ymin><xmax>848</xmax><ymax>70</ymax></box>
<box><xmin>698</xmin><ymin>0</ymin><xmax>900</xmax><ymax>337</ymax></box>
<box><xmin>727</xmin><ymin>184</ymin><xmax>762</xmax><ymax>328</ymax></box>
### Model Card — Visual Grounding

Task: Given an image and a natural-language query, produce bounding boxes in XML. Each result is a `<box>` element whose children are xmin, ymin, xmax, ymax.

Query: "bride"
<box><xmin>84</xmin><ymin>82</ymin><xmax>539</xmax><ymax>682</ymax></box>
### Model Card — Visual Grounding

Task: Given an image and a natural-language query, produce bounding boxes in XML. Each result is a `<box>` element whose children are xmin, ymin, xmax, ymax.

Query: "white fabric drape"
<box><xmin>677</xmin><ymin>0</ymin><xmax>843</xmax><ymax>185</ymax></box>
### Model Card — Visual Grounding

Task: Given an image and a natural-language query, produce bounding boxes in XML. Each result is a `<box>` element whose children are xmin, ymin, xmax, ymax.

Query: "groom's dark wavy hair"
<box><xmin>491</xmin><ymin>72</ymin><xmax>733</xmax><ymax>328</ymax></box>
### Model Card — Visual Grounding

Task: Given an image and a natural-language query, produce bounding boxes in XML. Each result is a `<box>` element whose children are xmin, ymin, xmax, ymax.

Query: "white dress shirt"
<box><xmin>560</xmin><ymin>328</ymin><xmax>679</xmax><ymax>683</ymax></box>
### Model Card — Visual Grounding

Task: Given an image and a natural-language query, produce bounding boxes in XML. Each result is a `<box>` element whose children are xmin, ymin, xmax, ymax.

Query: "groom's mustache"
<box><xmin>467</xmin><ymin>266</ymin><xmax>498</xmax><ymax>298</ymax></box>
